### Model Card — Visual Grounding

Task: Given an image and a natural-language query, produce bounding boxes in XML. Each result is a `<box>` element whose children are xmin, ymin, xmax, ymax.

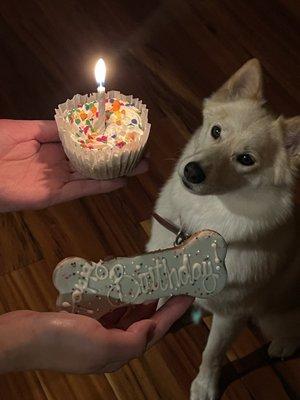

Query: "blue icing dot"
<box><xmin>131</xmin><ymin>119</ymin><xmax>137</xmax><ymax>124</ymax></box>
<box><xmin>191</xmin><ymin>309</ymin><xmax>202</xmax><ymax>325</ymax></box>
<box><xmin>111</xmin><ymin>134</ymin><xmax>116</xmax><ymax>138</ymax></box>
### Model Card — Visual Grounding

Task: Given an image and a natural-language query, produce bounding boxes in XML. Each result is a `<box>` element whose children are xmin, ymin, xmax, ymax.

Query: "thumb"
<box><xmin>124</xmin><ymin>319</ymin><xmax>156</xmax><ymax>358</ymax></box>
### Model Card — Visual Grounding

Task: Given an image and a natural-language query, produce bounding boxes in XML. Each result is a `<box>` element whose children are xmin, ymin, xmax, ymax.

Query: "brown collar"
<box><xmin>152</xmin><ymin>213</ymin><xmax>190</xmax><ymax>246</ymax></box>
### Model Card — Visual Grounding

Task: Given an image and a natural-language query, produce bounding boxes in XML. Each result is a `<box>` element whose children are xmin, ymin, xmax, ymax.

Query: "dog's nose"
<box><xmin>183</xmin><ymin>162</ymin><xmax>206</xmax><ymax>184</ymax></box>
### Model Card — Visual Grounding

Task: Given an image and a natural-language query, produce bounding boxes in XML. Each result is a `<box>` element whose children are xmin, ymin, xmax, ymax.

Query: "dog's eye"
<box><xmin>211</xmin><ymin>125</ymin><xmax>221</xmax><ymax>139</ymax></box>
<box><xmin>236</xmin><ymin>153</ymin><xmax>255</xmax><ymax>166</ymax></box>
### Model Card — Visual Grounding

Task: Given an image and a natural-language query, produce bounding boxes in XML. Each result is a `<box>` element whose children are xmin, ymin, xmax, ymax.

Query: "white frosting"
<box><xmin>71</xmin><ymin>261</ymin><xmax>98</xmax><ymax>310</ymax></box>
<box><xmin>105</xmin><ymin>253</ymin><xmax>220</xmax><ymax>302</ymax></box>
<box><xmin>211</xmin><ymin>241</ymin><xmax>220</xmax><ymax>263</ymax></box>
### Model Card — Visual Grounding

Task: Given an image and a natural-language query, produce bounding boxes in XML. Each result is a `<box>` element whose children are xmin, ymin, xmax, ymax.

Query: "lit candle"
<box><xmin>95</xmin><ymin>58</ymin><xmax>106</xmax><ymax>93</ymax></box>
<box><xmin>94</xmin><ymin>58</ymin><xmax>106</xmax><ymax>132</ymax></box>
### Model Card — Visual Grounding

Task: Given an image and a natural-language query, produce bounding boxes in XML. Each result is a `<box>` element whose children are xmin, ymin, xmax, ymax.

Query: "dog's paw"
<box><xmin>268</xmin><ymin>338</ymin><xmax>300</xmax><ymax>359</ymax></box>
<box><xmin>190</xmin><ymin>374</ymin><xmax>219</xmax><ymax>400</ymax></box>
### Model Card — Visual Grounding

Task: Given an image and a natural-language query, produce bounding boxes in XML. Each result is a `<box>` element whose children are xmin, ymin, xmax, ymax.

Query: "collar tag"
<box><xmin>174</xmin><ymin>229</ymin><xmax>190</xmax><ymax>246</ymax></box>
<box><xmin>152</xmin><ymin>213</ymin><xmax>191</xmax><ymax>246</ymax></box>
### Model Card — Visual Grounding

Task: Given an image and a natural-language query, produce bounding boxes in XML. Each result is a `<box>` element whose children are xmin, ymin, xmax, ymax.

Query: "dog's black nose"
<box><xmin>184</xmin><ymin>162</ymin><xmax>206</xmax><ymax>184</ymax></box>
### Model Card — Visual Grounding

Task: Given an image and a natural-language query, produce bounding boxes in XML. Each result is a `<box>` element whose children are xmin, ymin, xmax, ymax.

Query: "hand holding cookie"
<box><xmin>0</xmin><ymin>296</ymin><xmax>193</xmax><ymax>374</ymax></box>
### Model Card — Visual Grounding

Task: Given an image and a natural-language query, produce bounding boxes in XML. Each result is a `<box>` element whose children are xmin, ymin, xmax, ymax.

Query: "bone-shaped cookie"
<box><xmin>53</xmin><ymin>230</ymin><xmax>227</xmax><ymax>319</ymax></box>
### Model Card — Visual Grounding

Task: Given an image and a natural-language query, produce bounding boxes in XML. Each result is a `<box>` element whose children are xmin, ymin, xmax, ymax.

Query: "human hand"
<box><xmin>110</xmin><ymin>295</ymin><xmax>194</xmax><ymax>348</ymax></box>
<box><xmin>0</xmin><ymin>309</ymin><xmax>155</xmax><ymax>374</ymax></box>
<box><xmin>0</xmin><ymin>120</ymin><xmax>148</xmax><ymax>212</ymax></box>
<box><xmin>0</xmin><ymin>296</ymin><xmax>193</xmax><ymax>374</ymax></box>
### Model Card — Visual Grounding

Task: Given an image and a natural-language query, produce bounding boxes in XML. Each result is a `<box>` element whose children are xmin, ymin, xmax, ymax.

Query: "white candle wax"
<box><xmin>94</xmin><ymin>58</ymin><xmax>106</xmax><ymax>133</ymax></box>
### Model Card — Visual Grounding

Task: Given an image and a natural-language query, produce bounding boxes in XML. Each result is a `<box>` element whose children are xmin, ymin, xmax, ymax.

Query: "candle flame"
<box><xmin>95</xmin><ymin>58</ymin><xmax>106</xmax><ymax>87</ymax></box>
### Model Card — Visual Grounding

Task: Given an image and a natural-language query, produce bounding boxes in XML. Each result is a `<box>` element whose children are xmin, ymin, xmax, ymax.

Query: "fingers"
<box><xmin>39</xmin><ymin>142</ymin><xmax>68</xmax><ymax>162</ymax></box>
<box><xmin>55</xmin><ymin>178</ymin><xmax>126</xmax><ymax>204</ymax></box>
<box><xmin>125</xmin><ymin>319</ymin><xmax>156</xmax><ymax>357</ymax></box>
<box><xmin>127</xmin><ymin>159</ymin><xmax>149</xmax><ymax>176</ymax></box>
<box><xmin>116</xmin><ymin>302</ymin><xmax>158</xmax><ymax>330</ymax></box>
<box><xmin>147</xmin><ymin>296</ymin><xmax>194</xmax><ymax>348</ymax></box>
<box><xmin>100</xmin><ymin>307</ymin><xmax>128</xmax><ymax>328</ymax></box>
<box><xmin>68</xmin><ymin>171</ymin><xmax>89</xmax><ymax>181</ymax></box>
<box><xmin>68</xmin><ymin>159</ymin><xmax>148</xmax><ymax>184</ymax></box>
<box><xmin>3</xmin><ymin>120</ymin><xmax>60</xmax><ymax>143</ymax></box>
<box><xmin>106</xmin><ymin>319</ymin><xmax>156</xmax><ymax>361</ymax></box>
<box><xmin>34</xmin><ymin>121</ymin><xmax>59</xmax><ymax>143</ymax></box>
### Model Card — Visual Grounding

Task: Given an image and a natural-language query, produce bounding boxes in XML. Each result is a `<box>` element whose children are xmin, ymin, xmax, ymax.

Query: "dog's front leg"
<box><xmin>190</xmin><ymin>314</ymin><xmax>245</xmax><ymax>400</ymax></box>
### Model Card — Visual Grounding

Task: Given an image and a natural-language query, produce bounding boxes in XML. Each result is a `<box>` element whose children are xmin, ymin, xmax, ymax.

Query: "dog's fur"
<box><xmin>147</xmin><ymin>59</ymin><xmax>300</xmax><ymax>400</ymax></box>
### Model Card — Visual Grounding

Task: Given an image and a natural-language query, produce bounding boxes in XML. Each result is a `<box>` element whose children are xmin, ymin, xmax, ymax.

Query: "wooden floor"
<box><xmin>0</xmin><ymin>0</ymin><xmax>299</xmax><ymax>399</ymax></box>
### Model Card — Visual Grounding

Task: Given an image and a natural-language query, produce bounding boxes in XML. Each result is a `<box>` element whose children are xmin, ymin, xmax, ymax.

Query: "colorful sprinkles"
<box><xmin>65</xmin><ymin>98</ymin><xmax>144</xmax><ymax>150</ymax></box>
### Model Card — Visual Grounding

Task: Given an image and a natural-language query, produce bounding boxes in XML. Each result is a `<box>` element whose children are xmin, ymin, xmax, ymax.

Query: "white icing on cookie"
<box><xmin>53</xmin><ymin>231</ymin><xmax>228</xmax><ymax>319</ymax></box>
<box><xmin>95</xmin><ymin>264</ymin><xmax>109</xmax><ymax>280</ymax></box>
<box><xmin>71</xmin><ymin>261</ymin><xmax>97</xmax><ymax>309</ymax></box>
<box><xmin>211</xmin><ymin>241</ymin><xmax>220</xmax><ymax>263</ymax></box>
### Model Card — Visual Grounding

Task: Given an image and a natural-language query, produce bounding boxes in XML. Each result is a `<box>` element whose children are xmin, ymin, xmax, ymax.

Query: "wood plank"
<box><xmin>0</xmin><ymin>372</ymin><xmax>47</xmax><ymax>400</ymax></box>
<box><xmin>0</xmin><ymin>213</ymin><xmax>42</xmax><ymax>275</ymax></box>
<box><xmin>0</xmin><ymin>260</ymin><xmax>56</xmax><ymax>313</ymax></box>
<box><xmin>0</xmin><ymin>0</ymin><xmax>299</xmax><ymax>399</ymax></box>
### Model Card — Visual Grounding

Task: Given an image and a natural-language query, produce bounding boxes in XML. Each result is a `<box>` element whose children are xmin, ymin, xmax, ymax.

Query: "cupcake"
<box><xmin>55</xmin><ymin>90</ymin><xmax>150</xmax><ymax>179</ymax></box>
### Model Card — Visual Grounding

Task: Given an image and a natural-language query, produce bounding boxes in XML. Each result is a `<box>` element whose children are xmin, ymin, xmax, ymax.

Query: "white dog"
<box><xmin>147</xmin><ymin>59</ymin><xmax>300</xmax><ymax>400</ymax></box>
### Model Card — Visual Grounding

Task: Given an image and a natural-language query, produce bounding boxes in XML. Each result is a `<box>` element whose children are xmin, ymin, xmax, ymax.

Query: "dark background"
<box><xmin>0</xmin><ymin>1</ymin><xmax>299</xmax><ymax>399</ymax></box>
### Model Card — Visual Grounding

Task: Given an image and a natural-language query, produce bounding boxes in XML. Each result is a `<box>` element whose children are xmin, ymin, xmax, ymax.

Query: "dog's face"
<box><xmin>178</xmin><ymin>59</ymin><xmax>300</xmax><ymax>195</ymax></box>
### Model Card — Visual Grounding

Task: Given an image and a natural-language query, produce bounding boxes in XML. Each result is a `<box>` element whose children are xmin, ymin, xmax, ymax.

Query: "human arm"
<box><xmin>0</xmin><ymin>296</ymin><xmax>193</xmax><ymax>374</ymax></box>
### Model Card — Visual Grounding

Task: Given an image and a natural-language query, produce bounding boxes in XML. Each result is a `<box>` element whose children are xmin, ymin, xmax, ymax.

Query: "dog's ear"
<box><xmin>282</xmin><ymin>116</ymin><xmax>300</xmax><ymax>167</ymax></box>
<box><xmin>210</xmin><ymin>59</ymin><xmax>263</xmax><ymax>102</ymax></box>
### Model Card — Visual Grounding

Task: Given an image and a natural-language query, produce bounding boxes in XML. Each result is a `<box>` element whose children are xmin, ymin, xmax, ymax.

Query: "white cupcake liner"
<box><xmin>55</xmin><ymin>90</ymin><xmax>151</xmax><ymax>179</ymax></box>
